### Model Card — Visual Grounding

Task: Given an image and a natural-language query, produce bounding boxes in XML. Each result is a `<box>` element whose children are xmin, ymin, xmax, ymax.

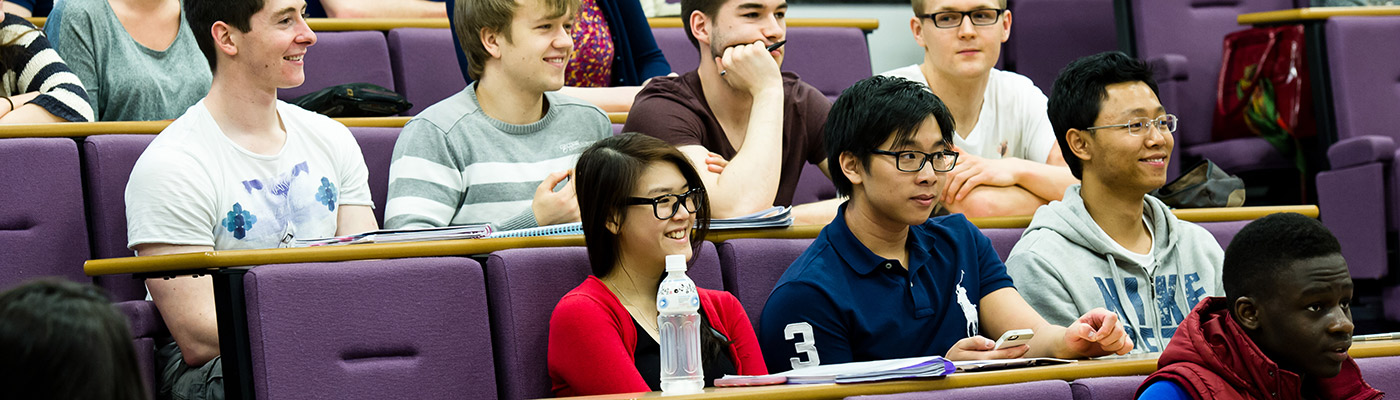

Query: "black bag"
<box><xmin>1150</xmin><ymin>160</ymin><xmax>1247</xmax><ymax>208</ymax></box>
<box><xmin>291</xmin><ymin>83</ymin><xmax>412</xmax><ymax>117</ymax></box>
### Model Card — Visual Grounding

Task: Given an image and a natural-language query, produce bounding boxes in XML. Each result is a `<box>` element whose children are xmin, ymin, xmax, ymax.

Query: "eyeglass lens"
<box><xmin>1126</xmin><ymin>115</ymin><xmax>1177</xmax><ymax>136</ymax></box>
<box><xmin>894</xmin><ymin>152</ymin><xmax>956</xmax><ymax>172</ymax></box>
<box><xmin>931</xmin><ymin>9</ymin><xmax>1002</xmax><ymax>28</ymax></box>
<box><xmin>652</xmin><ymin>190</ymin><xmax>702</xmax><ymax>220</ymax></box>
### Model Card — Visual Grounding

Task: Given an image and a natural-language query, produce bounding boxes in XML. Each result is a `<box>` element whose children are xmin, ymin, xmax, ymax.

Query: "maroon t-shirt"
<box><xmin>623</xmin><ymin>71</ymin><xmax>830</xmax><ymax>207</ymax></box>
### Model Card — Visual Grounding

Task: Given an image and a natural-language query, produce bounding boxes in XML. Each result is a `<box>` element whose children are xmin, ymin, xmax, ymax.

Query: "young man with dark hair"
<box><xmin>759</xmin><ymin>76</ymin><xmax>1132</xmax><ymax>373</ymax></box>
<box><xmin>623</xmin><ymin>0</ymin><xmax>841</xmax><ymax>225</ymax></box>
<box><xmin>1005</xmin><ymin>51</ymin><xmax>1224</xmax><ymax>354</ymax></box>
<box><xmin>880</xmin><ymin>0</ymin><xmax>1076</xmax><ymax>217</ymax></box>
<box><xmin>1137</xmin><ymin>213</ymin><xmax>1381</xmax><ymax>399</ymax></box>
<box><xmin>125</xmin><ymin>0</ymin><xmax>378</xmax><ymax>398</ymax></box>
<box><xmin>384</xmin><ymin>0</ymin><xmax>610</xmax><ymax>230</ymax></box>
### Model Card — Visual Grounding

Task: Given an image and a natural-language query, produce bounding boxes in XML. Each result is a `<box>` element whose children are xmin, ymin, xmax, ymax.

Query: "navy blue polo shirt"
<box><xmin>758</xmin><ymin>204</ymin><xmax>1015</xmax><ymax>373</ymax></box>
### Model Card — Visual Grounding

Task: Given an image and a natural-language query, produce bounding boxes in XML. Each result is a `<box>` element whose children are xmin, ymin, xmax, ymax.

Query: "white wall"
<box><xmin>787</xmin><ymin>3</ymin><xmax>925</xmax><ymax>75</ymax></box>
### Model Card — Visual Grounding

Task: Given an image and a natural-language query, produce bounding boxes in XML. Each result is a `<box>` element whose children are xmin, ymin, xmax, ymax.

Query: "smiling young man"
<box><xmin>623</xmin><ymin>0</ymin><xmax>841</xmax><ymax>225</ymax></box>
<box><xmin>384</xmin><ymin>0</ymin><xmax>610</xmax><ymax>230</ymax></box>
<box><xmin>124</xmin><ymin>0</ymin><xmax>378</xmax><ymax>398</ymax></box>
<box><xmin>879</xmin><ymin>0</ymin><xmax>1076</xmax><ymax>217</ymax></box>
<box><xmin>758</xmin><ymin>76</ymin><xmax>1132</xmax><ymax>373</ymax></box>
<box><xmin>1005</xmin><ymin>52</ymin><xmax>1224</xmax><ymax>354</ymax></box>
<box><xmin>1137</xmin><ymin>213</ymin><xmax>1381</xmax><ymax>399</ymax></box>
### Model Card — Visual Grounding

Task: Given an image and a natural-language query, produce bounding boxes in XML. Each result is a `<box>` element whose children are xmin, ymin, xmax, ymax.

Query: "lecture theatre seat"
<box><xmin>1004</xmin><ymin>0</ymin><xmax>1117</xmax><ymax>93</ymax></box>
<box><xmin>1197</xmin><ymin>219</ymin><xmax>1251</xmax><ymax>250</ymax></box>
<box><xmin>387</xmin><ymin>28</ymin><xmax>467</xmax><ymax>116</ymax></box>
<box><xmin>1356</xmin><ymin>356</ymin><xmax>1400</xmax><ymax>395</ymax></box>
<box><xmin>846</xmin><ymin>379</ymin><xmax>1074</xmax><ymax>400</ymax></box>
<box><xmin>716</xmin><ymin>238</ymin><xmax>814</xmax><ymax>331</ymax></box>
<box><xmin>244</xmin><ymin>257</ymin><xmax>496</xmax><ymax>400</ymax></box>
<box><xmin>81</xmin><ymin>134</ymin><xmax>156</xmax><ymax>301</ymax></box>
<box><xmin>483</xmin><ymin>243</ymin><xmax>723</xmax><ymax>400</ymax></box>
<box><xmin>116</xmin><ymin>300</ymin><xmax>166</xmax><ymax>400</ymax></box>
<box><xmin>793</xmin><ymin>163</ymin><xmax>838</xmax><ymax>206</ymax></box>
<box><xmin>983</xmin><ymin>227</ymin><xmax>1024</xmax><ymax>263</ymax></box>
<box><xmin>0</xmin><ymin>137</ymin><xmax>90</xmax><ymax>290</ymax></box>
<box><xmin>347</xmin><ymin>127</ymin><xmax>402</xmax><ymax>226</ymax></box>
<box><xmin>652</xmin><ymin>27</ymin><xmax>872</xmax><ymax>102</ymax></box>
<box><xmin>279</xmin><ymin>30</ymin><xmax>396</xmax><ymax>102</ymax></box>
<box><xmin>1069</xmin><ymin>375</ymin><xmax>1147</xmax><ymax>400</ymax></box>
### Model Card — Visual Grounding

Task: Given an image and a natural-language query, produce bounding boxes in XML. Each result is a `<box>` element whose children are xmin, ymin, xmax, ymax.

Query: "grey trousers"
<box><xmin>157</xmin><ymin>342</ymin><xmax>224</xmax><ymax>400</ymax></box>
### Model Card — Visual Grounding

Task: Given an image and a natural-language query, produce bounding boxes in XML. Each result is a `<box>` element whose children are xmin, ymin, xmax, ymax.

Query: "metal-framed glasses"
<box><xmin>918</xmin><ymin>9</ymin><xmax>1006</xmax><ymax>29</ymax></box>
<box><xmin>870</xmin><ymin>149</ymin><xmax>960</xmax><ymax>173</ymax></box>
<box><xmin>1085</xmin><ymin>114</ymin><xmax>1178</xmax><ymax>137</ymax></box>
<box><xmin>625</xmin><ymin>187</ymin><xmax>705</xmax><ymax>220</ymax></box>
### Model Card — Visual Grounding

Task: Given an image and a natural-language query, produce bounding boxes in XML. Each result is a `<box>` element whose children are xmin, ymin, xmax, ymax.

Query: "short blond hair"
<box><xmin>456</xmin><ymin>0</ymin><xmax>578</xmax><ymax>81</ymax></box>
<box><xmin>911</xmin><ymin>0</ymin><xmax>1008</xmax><ymax>14</ymax></box>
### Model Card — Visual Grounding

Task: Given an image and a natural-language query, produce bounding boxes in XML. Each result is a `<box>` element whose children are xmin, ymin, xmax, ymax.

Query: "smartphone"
<box><xmin>993</xmin><ymin>329</ymin><xmax>1034</xmax><ymax>350</ymax></box>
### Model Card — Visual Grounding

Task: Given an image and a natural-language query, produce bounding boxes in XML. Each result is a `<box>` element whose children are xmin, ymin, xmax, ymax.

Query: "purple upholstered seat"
<box><xmin>716</xmin><ymin>238</ymin><xmax>814</xmax><ymax>331</ymax></box>
<box><xmin>1314</xmin><ymin>16</ymin><xmax>1400</xmax><ymax>283</ymax></box>
<box><xmin>1119</xmin><ymin>0</ymin><xmax>1295</xmax><ymax>179</ymax></box>
<box><xmin>982</xmin><ymin>228</ymin><xmax>1024</xmax><ymax>263</ymax></box>
<box><xmin>80</xmin><ymin>135</ymin><xmax>157</xmax><ymax>301</ymax></box>
<box><xmin>116</xmin><ymin>300</ymin><xmax>166</xmax><ymax>400</ymax></box>
<box><xmin>653</xmin><ymin>28</ymin><xmax>697</xmax><ymax>74</ymax></box>
<box><xmin>387</xmin><ymin>28</ymin><xmax>468</xmax><ymax>116</ymax></box>
<box><xmin>793</xmin><ymin>163</ymin><xmax>837</xmax><ymax>206</ymax></box>
<box><xmin>1070</xmin><ymin>375</ymin><xmax>1147</xmax><ymax>400</ymax></box>
<box><xmin>244</xmin><ymin>257</ymin><xmax>495</xmax><ymax>400</ymax></box>
<box><xmin>0</xmin><ymin>138</ymin><xmax>90</xmax><ymax>290</ymax></box>
<box><xmin>1355</xmin><ymin>356</ymin><xmax>1400</xmax><ymax>396</ymax></box>
<box><xmin>278</xmin><ymin>31</ymin><xmax>395</xmax><ymax>102</ymax></box>
<box><xmin>1004</xmin><ymin>0</ymin><xmax>1117</xmax><ymax>94</ymax></box>
<box><xmin>652</xmin><ymin>27</ymin><xmax>870</xmax><ymax>101</ymax></box>
<box><xmin>484</xmin><ymin>242</ymin><xmax>723</xmax><ymax>400</ymax></box>
<box><xmin>347</xmin><ymin>127</ymin><xmax>401</xmax><ymax>226</ymax></box>
<box><xmin>1196</xmin><ymin>219</ymin><xmax>1251</xmax><ymax>250</ymax></box>
<box><xmin>845</xmin><ymin>379</ymin><xmax>1073</xmax><ymax>400</ymax></box>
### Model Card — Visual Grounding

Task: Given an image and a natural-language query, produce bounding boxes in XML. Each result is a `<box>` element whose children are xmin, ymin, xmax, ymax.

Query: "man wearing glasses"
<box><xmin>1006</xmin><ymin>52</ymin><xmax>1225</xmax><ymax>354</ymax></box>
<box><xmin>759</xmin><ymin>76</ymin><xmax>1133</xmax><ymax>373</ymax></box>
<box><xmin>880</xmin><ymin>0</ymin><xmax>1076</xmax><ymax>218</ymax></box>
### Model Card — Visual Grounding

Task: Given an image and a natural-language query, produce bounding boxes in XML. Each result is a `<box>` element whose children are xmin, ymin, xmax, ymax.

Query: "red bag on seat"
<box><xmin>1213</xmin><ymin>24</ymin><xmax>1316</xmax><ymax>172</ymax></box>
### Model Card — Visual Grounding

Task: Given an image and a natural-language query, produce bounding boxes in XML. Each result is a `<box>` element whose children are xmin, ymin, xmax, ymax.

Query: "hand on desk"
<box><xmin>1064</xmin><ymin>308</ymin><xmax>1134</xmax><ymax>357</ymax></box>
<box><xmin>945</xmin><ymin>336</ymin><xmax>1032</xmax><ymax>361</ymax></box>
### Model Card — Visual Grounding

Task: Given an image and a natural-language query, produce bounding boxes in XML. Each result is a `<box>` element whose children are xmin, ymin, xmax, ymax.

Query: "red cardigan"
<box><xmin>548</xmin><ymin>276</ymin><xmax>768</xmax><ymax>396</ymax></box>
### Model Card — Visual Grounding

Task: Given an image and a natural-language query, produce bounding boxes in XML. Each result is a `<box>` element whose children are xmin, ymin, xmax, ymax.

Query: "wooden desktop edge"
<box><xmin>25</xmin><ymin>17</ymin><xmax>878</xmax><ymax>31</ymax></box>
<box><xmin>1237</xmin><ymin>6</ymin><xmax>1400</xmax><ymax>25</ymax></box>
<box><xmin>85</xmin><ymin>205</ymin><xmax>1317</xmax><ymax>277</ymax></box>
<box><xmin>0</xmin><ymin>117</ymin><xmax>412</xmax><ymax>138</ymax></box>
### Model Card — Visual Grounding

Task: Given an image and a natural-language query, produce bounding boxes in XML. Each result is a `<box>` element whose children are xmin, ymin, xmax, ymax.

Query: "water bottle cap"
<box><xmin>665</xmin><ymin>254</ymin><xmax>688</xmax><ymax>272</ymax></box>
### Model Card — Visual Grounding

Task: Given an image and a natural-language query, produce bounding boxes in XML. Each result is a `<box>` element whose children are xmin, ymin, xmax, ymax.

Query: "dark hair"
<box><xmin>1047</xmin><ymin>51</ymin><xmax>1159</xmax><ymax>179</ymax></box>
<box><xmin>185</xmin><ymin>0</ymin><xmax>266</xmax><ymax>72</ymax></box>
<box><xmin>823</xmin><ymin>75</ymin><xmax>956</xmax><ymax>197</ymax></box>
<box><xmin>0</xmin><ymin>280</ymin><xmax>146</xmax><ymax>400</ymax></box>
<box><xmin>574</xmin><ymin>133</ymin><xmax>730</xmax><ymax>368</ymax></box>
<box><xmin>682</xmin><ymin>0</ymin><xmax>726</xmax><ymax>50</ymax></box>
<box><xmin>1223</xmin><ymin>213</ymin><xmax>1344</xmax><ymax>304</ymax></box>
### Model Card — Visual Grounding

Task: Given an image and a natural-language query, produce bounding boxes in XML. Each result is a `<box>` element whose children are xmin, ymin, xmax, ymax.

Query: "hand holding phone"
<box><xmin>993</xmin><ymin>329</ymin><xmax>1034</xmax><ymax>350</ymax></box>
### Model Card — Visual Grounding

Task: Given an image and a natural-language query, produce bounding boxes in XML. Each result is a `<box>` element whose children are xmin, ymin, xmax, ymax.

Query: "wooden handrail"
<box><xmin>0</xmin><ymin>117</ymin><xmax>410</xmax><ymax>138</ymax></box>
<box><xmin>1237</xmin><ymin>6</ymin><xmax>1400</xmax><ymax>25</ymax></box>
<box><xmin>29</xmin><ymin>17</ymin><xmax>878</xmax><ymax>32</ymax></box>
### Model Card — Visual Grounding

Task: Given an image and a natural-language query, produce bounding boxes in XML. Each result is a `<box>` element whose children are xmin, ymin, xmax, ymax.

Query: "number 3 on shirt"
<box><xmin>785</xmin><ymin>322</ymin><xmax>820</xmax><ymax>369</ymax></box>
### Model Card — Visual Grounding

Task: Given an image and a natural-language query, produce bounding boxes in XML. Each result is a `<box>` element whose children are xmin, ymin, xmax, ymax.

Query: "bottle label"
<box><xmin>657</xmin><ymin>279</ymin><xmax>699</xmax><ymax>311</ymax></box>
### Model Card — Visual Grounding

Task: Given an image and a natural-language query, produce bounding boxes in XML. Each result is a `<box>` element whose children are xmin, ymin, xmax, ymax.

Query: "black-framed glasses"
<box><xmin>870</xmin><ymin>149</ymin><xmax>960</xmax><ymax>173</ymax></box>
<box><xmin>918</xmin><ymin>9</ymin><xmax>1005</xmax><ymax>29</ymax></box>
<box><xmin>625</xmin><ymin>187</ymin><xmax>705</xmax><ymax>220</ymax></box>
<box><xmin>1086</xmin><ymin>114</ymin><xmax>1178</xmax><ymax>137</ymax></box>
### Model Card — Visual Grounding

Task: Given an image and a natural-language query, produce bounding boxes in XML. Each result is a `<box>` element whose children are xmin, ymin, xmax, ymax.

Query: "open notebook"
<box><xmin>485</xmin><ymin>222</ymin><xmax>583</xmax><ymax>238</ymax></box>
<box><xmin>720</xmin><ymin>356</ymin><xmax>955</xmax><ymax>385</ymax></box>
<box><xmin>291</xmin><ymin>224</ymin><xmax>494</xmax><ymax>247</ymax></box>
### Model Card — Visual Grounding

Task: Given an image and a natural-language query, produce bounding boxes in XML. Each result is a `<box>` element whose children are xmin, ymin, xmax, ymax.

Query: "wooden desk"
<box><xmin>556</xmin><ymin>341</ymin><xmax>1400</xmax><ymax>400</ymax></box>
<box><xmin>1238</xmin><ymin>6</ymin><xmax>1400</xmax><ymax>25</ymax></box>
<box><xmin>648</xmin><ymin>17</ymin><xmax>879</xmax><ymax>32</ymax></box>
<box><xmin>0</xmin><ymin>117</ymin><xmax>410</xmax><ymax>139</ymax></box>
<box><xmin>26</xmin><ymin>17</ymin><xmax>878</xmax><ymax>32</ymax></box>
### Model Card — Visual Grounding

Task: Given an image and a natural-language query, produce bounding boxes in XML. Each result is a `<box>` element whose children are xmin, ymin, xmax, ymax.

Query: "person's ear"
<box><xmin>690</xmin><ymin>10</ymin><xmax>711</xmax><ymax>53</ymax></box>
<box><xmin>1000</xmin><ymin>9</ymin><xmax>1012</xmax><ymax>44</ymax></box>
<box><xmin>481</xmin><ymin>27</ymin><xmax>503</xmax><ymax>59</ymax></box>
<box><xmin>909</xmin><ymin>16</ymin><xmax>926</xmax><ymax>48</ymax></box>
<box><xmin>840</xmin><ymin>151</ymin><xmax>865</xmax><ymax>187</ymax></box>
<box><xmin>605</xmin><ymin>213</ymin><xmax>621</xmax><ymax>235</ymax></box>
<box><xmin>1066</xmin><ymin>128</ymin><xmax>1093</xmax><ymax>165</ymax></box>
<box><xmin>1234</xmin><ymin>297</ymin><xmax>1262</xmax><ymax>330</ymax></box>
<box><xmin>212</xmin><ymin>21</ymin><xmax>237</xmax><ymax>58</ymax></box>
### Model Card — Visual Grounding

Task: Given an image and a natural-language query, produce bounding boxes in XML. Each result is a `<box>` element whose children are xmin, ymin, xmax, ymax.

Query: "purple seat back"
<box><xmin>1070</xmin><ymin>375</ymin><xmax>1147</xmax><ymax>400</ymax></box>
<box><xmin>793</xmin><ymin>163</ymin><xmax>837</xmax><ymax>206</ymax></box>
<box><xmin>1356</xmin><ymin>355</ymin><xmax>1400</xmax><ymax>395</ymax></box>
<box><xmin>716</xmin><ymin>238</ymin><xmax>815</xmax><ymax>331</ymax></box>
<box><xmin>1326</xmin><ymin>17</ymin><xmax>1400</xmax><ymax>150</ymax></box>
<box><xmin>1196</xmin><ymin>219</ymin><xmax>1251</xmax><ymax>250</ymax></box>
<box><xmin>0</xmin><ymin>138</ymin><xmax>90</xmax><ymax>289</ymax></box>
<box><xmin>387</xmin><ymin>28</ymin><xmax>468</xmax><ymax>116</ymax></box>
<box><xmin>244</xmin><ymin>257</ymin><xmax>496</xmax><ymax>400</ymax></box>
<box><xmin>81</xmin><ymin>135</ymin><xmax>156</xmax><ymax>301</ymax></box>
<box><xmin>652</xmin><ymin>27</ymin><xmax>871</xmax><ymax>100</ymax></box>
<box><xmin>279</xmin><ymin>31</ymin><xmax>395</xmax><ymax>102</ymax></box>
<box><xmin>1005</xmin><ymin>0</ymin><xmax>1117</xmax><ymax>94</ymax></box>
<box><xmin>347</xmin><ymin>127</ymin><xmax>401</xmax><ymax>227</ymax></box>
<box><xmin>484</xmin><ymin>242</ymin><xmax>722</xmax><ymax>400</ymax></box>
<box><xmin>846</xmin><ymin>379</ymin><xmax>1073</xmax><ymax>400</ymax></box>
<box><xmin>653</xmin><ymin>28</ymin><xmax>698</xmax><ymax>74</ymax></box>
<box><xmin>116</xmin><ymin>300</ymin><xmax>166</xmax><ymax>400</ymax></box>
<box><xmin>983</xmin><ymin>228</ymin><xmax>1025</xmax><ymax>263</ymax></box>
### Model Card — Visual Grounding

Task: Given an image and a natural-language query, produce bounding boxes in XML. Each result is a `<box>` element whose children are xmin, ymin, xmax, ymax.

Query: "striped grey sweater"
<box><xmin>385</xmin><ymin>83</ymin><xmax>610</xmax><ymax>230</ymax></box>
<box><xmin>0</xmin><ymin>13</ymin><xmax>93</xmax><ymax>122</ymax></box>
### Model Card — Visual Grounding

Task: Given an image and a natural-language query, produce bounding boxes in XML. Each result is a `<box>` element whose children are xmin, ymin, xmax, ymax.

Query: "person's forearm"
<box><xmin>324</xmin><ymin>0</ymin><xmax>447</xmax><ymax>18</ymax></box>
<box><xmin>1026</xmin><ymin>322</ymin><xmax>1077</xmax><ymax>359</ymax></box>
<box><xmin>1014</xmin><ymin>160</ymin><xmax>1078</xmax><ymax>202</ymax></box>
<box><xmin>792</xmin><ymin>198</ymin><xmax>842</xmax><ymax>225</ymax></box>
<box><xmin>2</xmin><ymin>2</ymin><xmax>33</xmax><ymax>18</ymax></box>
<box><xmin>556</xmin><ymin>86</ymin><xmax>642</xmax><ymax>113</ymax></box>
<box><xmin>0</xmin><ymin>104</ymin><xmax>66</xmax><ymax>123</ymax></box>
<box><xmin>706</xmin><ymin>89</ymin><xmax>785</xmax><ymax>218</ymax></box>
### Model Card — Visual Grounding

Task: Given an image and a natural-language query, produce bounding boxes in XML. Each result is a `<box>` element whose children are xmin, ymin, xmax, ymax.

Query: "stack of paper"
<box><xmin>292</xmin><ymin>224</ymin><xmax>493</xmax><ymax>247</ymax></box>
<box><xmin>720</xmin><ymin>356</ymin><xmax>954</xmax><ymax>385</ymax></box>
<box><xmin>710</xmin><ymin>206</ymin><xmax>793</xmax><ymax>230</ymax></box>
<box><xmin>952</xmin><ymin>357</ymin><xmax>1074</xmax><ymax>372</ymax></box>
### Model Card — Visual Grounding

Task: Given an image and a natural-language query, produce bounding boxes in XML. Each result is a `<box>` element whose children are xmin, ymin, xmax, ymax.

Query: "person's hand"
<box><xmin>1063</xmin><ymin>308</ymin><xmax>1134</xmax><ymax>357</ymax></box>
<box><xmin>705</xmin><ymin>152</ymin><xmax>729</xmax><ymax>174</ymax></box>
<box><xmin>942</xmin><ymin>147</ymin><xmax>1021</xmax><ymax>204</ymax></box>
<box><xmin>715</xmin><ymin>40</ymin><xmax>783</xmax><ymax>97</ymax></box>
<box><xmin>531</xmin><ymin>170</ymin><xmax>581</xmax><ymax>226</ymax></box>
<box><xmin>944</xmin><ymin>335</ymin><xmax>1031</xmax><ymax>361</ymax></box>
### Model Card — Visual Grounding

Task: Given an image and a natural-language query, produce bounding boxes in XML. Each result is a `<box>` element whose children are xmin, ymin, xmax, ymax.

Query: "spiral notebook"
<box><xmin>485</xmin><ymin>222</ymin><xmax>584</xmax><ymax>238</ymax></box>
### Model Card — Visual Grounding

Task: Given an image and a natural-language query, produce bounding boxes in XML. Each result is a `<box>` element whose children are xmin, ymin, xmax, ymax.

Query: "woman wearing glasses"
<box><xmin>548</xmin><ymin>133</ymin><xmax>766</xmax><ymax>396</ymax></box>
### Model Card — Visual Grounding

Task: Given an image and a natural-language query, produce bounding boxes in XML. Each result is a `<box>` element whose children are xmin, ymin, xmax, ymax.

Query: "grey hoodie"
<box><xmin>1005</xmin><ymin>185</ymin><xmax>1224</xmax><ymax>354</ymax></box>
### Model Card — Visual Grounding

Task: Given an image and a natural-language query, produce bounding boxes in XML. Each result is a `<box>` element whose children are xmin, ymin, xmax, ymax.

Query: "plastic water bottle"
<box><xmin>657</xmin><ymin>254</ymin><xmax>704</xmax><ymax>394</ymax></box>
